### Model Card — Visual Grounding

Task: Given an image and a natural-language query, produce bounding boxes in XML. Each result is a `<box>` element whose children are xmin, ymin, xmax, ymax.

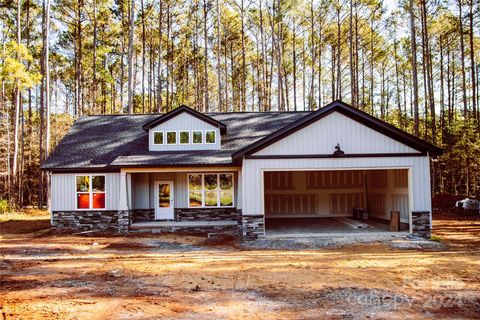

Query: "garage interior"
<box><xmin>264</xmin><ymin>169</ymin><xmax>411</xmax><ymax>236</ymax></box>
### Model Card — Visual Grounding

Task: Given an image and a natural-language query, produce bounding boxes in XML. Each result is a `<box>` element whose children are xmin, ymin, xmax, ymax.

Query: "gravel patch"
<box><xmin>242</xmin><ymin>237</ymin><xmax>397</xmax><ymax>250</ymax></box>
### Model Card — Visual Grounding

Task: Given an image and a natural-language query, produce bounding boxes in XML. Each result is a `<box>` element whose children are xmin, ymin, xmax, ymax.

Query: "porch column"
<box><xmin>117</xmin><ymin>171</ymin><xmax>130</xmax><ymax>233</ymax></box>
<box><xmin>118</xmin><ymin>172</ymin><xmax>129</xmax><ymax>210</ymax></box>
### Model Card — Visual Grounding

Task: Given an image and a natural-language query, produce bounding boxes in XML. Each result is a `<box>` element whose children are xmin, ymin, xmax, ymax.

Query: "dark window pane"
<box><xmin>220</xmin><ymin>191</ymin><xmax>233</xmax><ymax>206</ymax></box>
<box><xmin>189</xmin><ymin>174</ymin><xmax>202</xmax><ymax>190</ymax></box>
<box><xmin>92</xmin><ymin>176</ymin><xmax>105</xmax><ymax>192</ymax></box>
<box><xmin>193</xmin><ymin>131</ymin><xmax>202</xmax><ymax>144</ymax></box>
<box><xmin>154</xmin><ymin>132</ymin><xmax>163</xmax><ymax>144</ymax></box>
<box><xmin>167</xmin><ymin>131</ymin><xmax>176</xmax><ymax>144</ymax></box>
<box><xmin>92</xmin><ymin>193</ymin><xmax>105</xmax><ymax>209</ymax></box>
<box><xmin>77</xmin><ymin>193</ymin><xmax>90</xmax><ymax>209</ymax></box>
<box><xmin>76</xmin><ymin>176</ymin><xmax>89</xmax><ymax>192</ymax></box>
<box><xmin>220</xmin><ymin>174</ymin><xmax>233</xmax><ymax>190</ymax></box>
<box><xmin>180</xmin><ymin>131</ymin><xmax>189</xmax><ymax>144</ymax></box>
<box><xmin>205</xmin><ymin>131</ymin><xmax>216</xmax><ymax>143</ymax></box>
<box><xmin>205</xmin><ymin>191</ymin><xmax>218</xmax><ymax>206</ymax></box>
<box><xmin>204</xmin><ymin>174</ymin><xmax>217</xmax><ymax>190</ymax></box>
<box><xmin>189</xmin><ymin>191</ymin><xmax>202</xmax><ymax>207</ymax></box>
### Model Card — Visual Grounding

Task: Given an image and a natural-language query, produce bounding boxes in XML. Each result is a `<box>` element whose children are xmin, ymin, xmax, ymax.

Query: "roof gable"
<box><xmin>233</xmin><ymin>100</ymin><xmax>443</xmax><ymax>159</ymax></box>
<box><xmin>142</xmin><ymin>105</ymin><xmax>227</xmax><ymax>134</ymax></box>
<box><xmin>252</xmin><ymin>111</ymin><xmax>419</xmax><ymax>156</ymax></box>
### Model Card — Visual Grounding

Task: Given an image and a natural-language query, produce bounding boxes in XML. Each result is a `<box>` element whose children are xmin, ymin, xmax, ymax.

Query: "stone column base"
<box><xmin>412</xmin><ymin>211</ymin><xmax>431</xmax><ymax>238</ymax></box>
<box><xmin>117</xmin><ymin>210</ymin><xmax>131</xmax><ymax>233</ymax></box>
<box><xmin>242</xmin><ymin>215</ymin><xmax>264</xmax><ymax>240</ymax></box>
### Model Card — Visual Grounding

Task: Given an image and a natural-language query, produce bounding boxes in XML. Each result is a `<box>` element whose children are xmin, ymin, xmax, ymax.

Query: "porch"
<box><xmin>117</xmin><ymin>169</ymin><xmax>242</xmax><ymax>233</ymax></box>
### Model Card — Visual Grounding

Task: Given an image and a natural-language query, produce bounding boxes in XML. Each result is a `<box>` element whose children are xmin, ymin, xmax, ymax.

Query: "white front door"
<box><xmin>154</xmin><ymin>181</ymin><xmax>174</xmax><ymax>220</ymax></box>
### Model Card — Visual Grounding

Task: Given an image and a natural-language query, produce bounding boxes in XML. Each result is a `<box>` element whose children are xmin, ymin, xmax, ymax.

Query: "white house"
<box><xmin>42</xmin><ymin>100</ymin><xmax>441</xmax><ymax>239</ymax></box>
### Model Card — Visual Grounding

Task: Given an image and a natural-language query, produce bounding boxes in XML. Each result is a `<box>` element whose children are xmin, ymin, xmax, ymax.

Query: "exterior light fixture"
<box><xmin>333</xmin><ymin>143</ymin><xmax>345</xmax><ymax>157</ymax></box>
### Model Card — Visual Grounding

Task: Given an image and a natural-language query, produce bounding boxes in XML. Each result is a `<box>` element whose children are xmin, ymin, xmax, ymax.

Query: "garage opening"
<box><xmin>263</xmin><ymin>169</ymin><xmax>410</xmax><ymax>236</ymax></box>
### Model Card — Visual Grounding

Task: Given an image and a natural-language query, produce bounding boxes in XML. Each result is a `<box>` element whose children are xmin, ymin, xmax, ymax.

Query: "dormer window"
<box><xmin>166</xmin><ymin>131</ymin><xmax>177</xmax><ymax>144</ymax></box>
<box><xmin>192</xmin><ymin>131</ymin><xmax>203</xmax><ymax>144</ymax></box>
<box><xmin>153</xmin><ymin>132</ymin><xmax>164</xmax><ymax>145</ymax></box>
<box><xmin>144</xmin><ymin>105</ymin><xmax>225</xmax><ymax>151</ymax></box>
<box><xmin>179</xmin><ymin>131</ymin><xmax>190</xmax><ymax>144</ymax></box>
<box><xmin>205</xmin><ymin>130</ymin><xmax>216</xmax><ymax>144</ymax></box>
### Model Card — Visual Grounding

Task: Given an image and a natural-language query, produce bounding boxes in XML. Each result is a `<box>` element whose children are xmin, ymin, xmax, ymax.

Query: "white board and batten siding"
<box><xmin>52</xmin><ymin>170</ymin><xmax>241</xmax><ymax>212</ymax></box>
<box><xmin>51</xmin><ymin>173</ymin><xmax>121</xmax><ymax>211</ymax></box>
<box><xmin>148</xmin><ymin>112</ymin><xmax>221</xmax><ymax>151</ymax></box>
<box><xmin>254</xmin><ymin>112</ymin><xmax>418</xmax><ymax>155</ymax></box>
<box><xmin>241</xmin><ymin>110</ymin><xmax>432</xmax><ymax>217</ymax></box>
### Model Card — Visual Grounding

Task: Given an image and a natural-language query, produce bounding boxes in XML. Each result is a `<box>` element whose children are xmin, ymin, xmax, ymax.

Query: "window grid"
<box><xmin>75</xmin><ymin>174</ymin><xmax>106</xmax><ymax>210</ymax></box>
<box><xmin>188</xmin><ymin>173</ymin><xmax>234</xmax><ymax>208</ymax></box>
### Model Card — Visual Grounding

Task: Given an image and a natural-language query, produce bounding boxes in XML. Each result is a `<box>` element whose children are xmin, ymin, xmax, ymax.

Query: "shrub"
<box><xmin>0</xmin><ymin>199</ymin><xmax>9</xmax><ymax>214</ymax></box>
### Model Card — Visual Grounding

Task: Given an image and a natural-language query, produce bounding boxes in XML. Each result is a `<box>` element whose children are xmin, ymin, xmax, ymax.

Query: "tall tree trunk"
<box><xmin>349</xmin><ymin>0</ymin><xmax>355</xmax><ymax>106</ymax></box>
<box><xmin>165</xmin><ymin>3</ymin><xmax>170</xmax><ymax>111</ymax></box>
<box><xmin>458</xmin><ymin>0</ymin><xmax>468</xmax><ymax>120</ymax></box>
<box><xmin>336</xmin><ymin>6</ymin><xmax>341</xmax><ymax>100</ymax></box>
<box><xmin>12</xmin><ymin>0</ymin><xmax>22</xmax><ymax>206</ymax></box>
<box><xmin>419</xmin><ymin>0</ymin><xmax>435</xmax><ymax>141</ymax></box>
<box><xmin>275</xmin><ymin>0</ymin><xmax>284</xmax><ymax>111</ymax></box>
<box><xmin>157</xmin><ymin>0</ymin><xmax>163</xmax><ymax>112</ymax></box>
<box><xmin>216</xmin><ymin>0</ymin><xmax>223</xmax><ymax>111</ymax></box>
<box><xmin>127</xmin><ymin>0</ymin><xmax>135</xmax><ymax>113</ymax></box>
<box><xmin>240</xmin><ymin>0</ymin><xmax>247</xmax><ymax>111</ymax></box>
<box><xmin>308</xmin><ymin>0</ymin><xmax>315</xmax><ymax>109</ymax></box>
<box><xmin>409</xmin><ymin>0</ymin><xmax>420</xmax><ymax>136</ymax></box>
<box><xmin>44</xmin><ymin>0</ymin><xmax>51</xmax><ymax>210</ymax></box>
<box><xmin>92</xmin><ymin>0</ymin><xmax>97</xmax><ymax>112</ymax></box>
<box><xmin>141</xmin><ymin>0</ymin><xmax>146</xmax><ymax>113</ymax></box>
<box><xmin>468</xmin><ymin>0</ymin><xmax>477</xmax><ymax>122</ymax></box>
<box><xmin>292</xmin><ymin>18</ymin><xmax>297</xmax><ymax>111</ymax></box>
<box><xmin>394</xmin><ymin>39</ymin><xmax>402</xmax><ymax>128</ymax></box>
<box><xmin>439</xmin><ymin>35</ymin><xmax>446</xmax><ymax>144</ymax></box>
<box><xmin>203</xmin><ymin>0</ymin><xmax>209</xmax><ymax>112</ymax></box>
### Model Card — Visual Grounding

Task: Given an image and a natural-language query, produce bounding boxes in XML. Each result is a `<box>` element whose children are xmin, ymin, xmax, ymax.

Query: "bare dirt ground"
<box><xmin>1</xmin><ymin>211</ymin><xmax>479</xmax><ymax>319</ymax></box>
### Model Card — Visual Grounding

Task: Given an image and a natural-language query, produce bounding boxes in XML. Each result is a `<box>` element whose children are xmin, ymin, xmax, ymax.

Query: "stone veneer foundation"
<box><xmin>175</xmin><ymin>208</ymin><xmax>241</xmax><ymax>222</ymax></box>
<box><xmin>411</xmin><ymin>211</ymin><xmax>431</xmax><ymax>238</ymax></box>
<box><xmin>131</xmin><ymin>208</ymin><xmax>242</xmax><ymax>223</ymax></box>
<box><xmin>52</xmin><ymin>210</ymin><xmax>130</xmax><ymax>233</ymax></box>
<box><xmin>55</xmin><ymin>208</ymin><xmax>242</xmax><ymax>235</ymax></box>
<box><xmin>131</xmin><ymin>209</ymin><xmax>155</xmax><ymax>222</ymax></box>
<box><xmin>53</xmin><ymin>209</ymin><xmax>426</xmax><ymax>240</ymax></box>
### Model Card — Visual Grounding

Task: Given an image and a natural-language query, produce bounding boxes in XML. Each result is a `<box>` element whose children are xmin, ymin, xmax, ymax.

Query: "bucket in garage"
<box><xmin>353</xmin><ymin>207</ymin><xmax>365</xmax><ymax>220</ymax></box>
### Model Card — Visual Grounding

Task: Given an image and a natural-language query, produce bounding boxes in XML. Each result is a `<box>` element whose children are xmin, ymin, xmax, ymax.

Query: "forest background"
<box><xmin>0</xmin><ymin>0</ymin><xmax>479</xmax><ymax>208</ymax></box>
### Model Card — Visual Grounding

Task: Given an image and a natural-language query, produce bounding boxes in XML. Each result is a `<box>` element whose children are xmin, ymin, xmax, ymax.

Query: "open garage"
<box><xmin>236</xmin><ymin>101</ymin><xmax>441</xmax><ymax>240</ymax></box>
<box><xmin>263</xmin><ymin>169</ymin><xmax>411</xmax><ymax>236</ymax></box>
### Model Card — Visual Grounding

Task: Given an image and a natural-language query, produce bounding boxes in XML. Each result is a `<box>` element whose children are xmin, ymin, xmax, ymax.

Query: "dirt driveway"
<box><xmin>1</xmin><ymin>212</ymin><xmax>479</xmax><ymax>319</ymax></box>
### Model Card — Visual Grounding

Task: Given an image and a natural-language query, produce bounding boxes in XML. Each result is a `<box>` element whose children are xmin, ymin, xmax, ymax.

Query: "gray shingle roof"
<box><xmin>42</xmin><ymin>111</ymin><xmax>310</xmax><ymax>170</ymax></box>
